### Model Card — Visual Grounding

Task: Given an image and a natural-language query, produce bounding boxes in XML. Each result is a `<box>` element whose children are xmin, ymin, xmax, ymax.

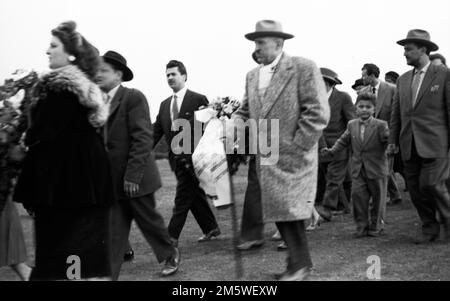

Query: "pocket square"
<box><xmin>430</xmin><ymin>85</ymin><xmax>440</xmax><ymax>93</ymax></box>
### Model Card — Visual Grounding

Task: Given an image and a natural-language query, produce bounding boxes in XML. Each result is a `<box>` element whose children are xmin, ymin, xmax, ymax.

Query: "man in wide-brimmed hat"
<box><xmin>316</xmin><ymin>68</ymin><xmax>355</xmax><ymax>222</ymax></box>
<box><xmin>96</xmin><ymin>50</ymin><xmax>180</xmax><ymax>279</ymax></box>
<box><xmin>233</xmin><ymin>20</ymin><xmax>329</xmax><ymax>280</ymax></box>
<box><xmin>388</xmin><ymin>29</ymin><xmax>450</xmax><ymax>244</ymax></box>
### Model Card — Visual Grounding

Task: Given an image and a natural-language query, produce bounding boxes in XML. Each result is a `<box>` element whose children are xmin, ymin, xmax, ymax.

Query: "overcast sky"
<box><xmin>1</xmin><ymin>0</ymin><xmax>449</xmax><ymax>120</ymax></box>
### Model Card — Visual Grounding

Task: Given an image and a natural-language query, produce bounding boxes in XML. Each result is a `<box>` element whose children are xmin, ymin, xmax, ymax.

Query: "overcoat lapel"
<box><xmin>260</xmin><ymin>53</ymin><xmax>295</xmax><ymax>119</ymax></box>
<box><xmin>414</xmin><ymin>64</ymin><xmax>437</xmax><ymax>109</ymax></box>
<box><xmin>108</xmin><ymin>85</ymin><xmax>125</xmax><ymax>122</ymax></box>
<box><xmin>375</xmin><ymin>83</ymin><xmax>387</xmax><ymax>117</ymax></box>
<box><xmin>247</xmin><ymin>69</ymin><xmax>261</xmax><ymax>118</ymax></box>
<box><xmin>402</xmin><ymin>71</ymin><xmax>414</xmax><ymax>111</ymax></box>
<box><xmin>361</xmin><ymin>121</ymin><xmax>376</xmax><ymax>147</ymax></box>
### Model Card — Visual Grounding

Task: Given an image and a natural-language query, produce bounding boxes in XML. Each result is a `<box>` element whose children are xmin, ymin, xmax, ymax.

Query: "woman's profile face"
<box><xmin>46</xmin><ymin>36</ymin><xmax>70</xmax><ymax>69</ymax></box>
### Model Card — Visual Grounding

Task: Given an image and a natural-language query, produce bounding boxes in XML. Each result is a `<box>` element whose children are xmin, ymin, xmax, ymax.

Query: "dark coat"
<box><xmin>390</xmin><ymin>64</ymin><xmax>450</xmax><ymax>160</ymax></box>
<box><xmin>104</xmin><ymin>86</ymin><xmax>162</xmax><ymax>201</ymax></box>
<box><xmin>331</xmin><ymin>118</ymin><xmax>389</xmax><ymax>180</ymax></box>
<box><xmin>14</xmin><ymin>65</ymin><xmax>113</xmax><ymax>209</ymax></box>
<box><xmin>153</xmin><ymin>89</ymin><xmax>208</xmax><ymax>171</ymax></box>
<box><xmin>360</xmin><ymin>81</ymin><xmax>396</xmax><ymax>124</ymax></box>
<box><xmin>318</xmin><ymin>88</ymin><xmax>355</xmax><ymax>161</ymax></box>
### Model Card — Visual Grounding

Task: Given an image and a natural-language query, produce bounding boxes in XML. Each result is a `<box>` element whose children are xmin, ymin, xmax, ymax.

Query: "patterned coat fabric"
<box><xmin>234</xmin><ymin>53</ymin><xmax>329</xmax><ymax>222</ymax></box>
<box><xmin>390</xmin><ymin>64</ymin><xmax>450</xmax><ymax>160</ymax></box>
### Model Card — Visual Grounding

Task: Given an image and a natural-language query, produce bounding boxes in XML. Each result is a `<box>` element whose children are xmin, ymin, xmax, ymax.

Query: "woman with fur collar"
<box><xmin>13</xmin><ymin>21</ymin><xmax>114</xmax><ymax>280</ymax></box>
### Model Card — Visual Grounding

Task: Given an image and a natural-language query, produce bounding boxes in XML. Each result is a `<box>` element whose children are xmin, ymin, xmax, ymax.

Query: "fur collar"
<box><xmin>36</xmin><ymin>65</ymin><xmax>108</xmax><ymax>128</ymax></box>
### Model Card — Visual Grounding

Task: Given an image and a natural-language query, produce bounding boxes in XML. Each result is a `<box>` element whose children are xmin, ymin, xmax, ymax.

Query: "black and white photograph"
<box><xmin>1</xmin><ymin>0</ymin><xmax>450</xmax><ymax>285</ymax></box>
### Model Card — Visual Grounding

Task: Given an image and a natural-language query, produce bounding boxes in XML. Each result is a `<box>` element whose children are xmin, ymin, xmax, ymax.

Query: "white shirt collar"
<box><xmin>107</xmin><ymin>84</ymin><xmax>121</xmax><ymax>103</ymax></box>
<box><xmin>415</xmin><ymin>61</ymin><xmax>431</xmax><ymax>75</ymax></box>
<box><xmin>374</xmin><ymin>81</ymin><xmax>381</xmax><ymax>91</ymax></box>
<box><xmin>327</xmin><ymin>88</ymin><xmax>333</xmax><ymax>100</ymax></box>
<box><xmin>173</xmin><ymin>86</ymin><xmax>187</xmax><ymax>101</ymax></box>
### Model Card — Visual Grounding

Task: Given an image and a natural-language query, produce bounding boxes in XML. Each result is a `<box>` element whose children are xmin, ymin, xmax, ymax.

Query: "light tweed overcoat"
<box><xmin>235</xmin><ymin>52</ymin><xmax>329</xmax><ymax>222</ymax></box>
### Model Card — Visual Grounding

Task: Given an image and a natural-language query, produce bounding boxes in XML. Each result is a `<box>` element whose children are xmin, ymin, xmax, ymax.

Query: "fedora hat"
<box><xmin>320</xmin><ymin>67</ymin><xmax>342</xmax><ymax>85</ymax></box>
<box><xmin>101</xmin><ymin>50</ymin><xmax>134</xmax><ymax>82</ymax></box>
<box><xmin>245</xmin><ymin>20</ymin><xmax>294</xmax><ymax>41</ymax></box>
<box><xmin>397</xmin><ymin>29</ymin><xmax>439</xmax><ymax>52</ymax></box>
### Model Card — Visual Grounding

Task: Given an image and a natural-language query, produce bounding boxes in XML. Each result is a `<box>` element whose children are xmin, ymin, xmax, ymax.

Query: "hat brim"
<box><xmin>396</xmin><ymin>38</ymin><xmax>439</xmax><ymax>52</ymax></box>
<box><xmin>245</xmin><ymin>31</ymin><xmax>294</xmax><ymax>41</ymax></box>
<box><xmin>323</xmin><ymin>75</ymin><xmax>342</xmax><ymax>85</ymax></box>
<box><xmin>102</xmin><ymin>57</ymin><xmax>134</xmax><ymax>82</ymax></box>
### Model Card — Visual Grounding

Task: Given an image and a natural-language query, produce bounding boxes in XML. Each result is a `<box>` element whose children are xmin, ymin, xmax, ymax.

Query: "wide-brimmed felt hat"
<box><xmin>245</xmin><ymin>20</ymin><xmax>294</xmax><ymax>41</ymax></box>
<box><xmin>320</xmin><ymin>67</ymin><xmax>342</xmax><ymax>85</ymax></box>
<box><xmin>397</xmin><ymin>29</ymin><xmax>439</xmax><ymax>52</ymax></box>
<box><xmin>101</xmin><ymin>50</ymin><xmax>134</xmax><ymax>82</ymax></box>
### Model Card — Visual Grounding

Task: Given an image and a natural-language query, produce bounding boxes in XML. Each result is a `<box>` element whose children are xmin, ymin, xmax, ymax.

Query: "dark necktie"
<box><xmin>411</xmin><ymin>70</ymin><xmax>423</xmax><ymax>106</ymax></box>
<box><xmin>372</xmin><ymin>87</ymin><xmax>376</xmax><ymax>94</ymax></box>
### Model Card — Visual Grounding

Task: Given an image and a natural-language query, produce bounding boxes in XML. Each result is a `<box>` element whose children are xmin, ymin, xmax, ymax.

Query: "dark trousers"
<box><xmin>168</xmin><ymin>166</ymin><xmax>218</xmax><ymax>239</ymax></box>
<box><xmin>403</xmin><ymin>142</ymin><xmax>450</xmax><ymax>236</ymax></box>
<box><xmin>275</xmin><ymin>221</ymin><xmax>312</xmax><ymax>273</ymax></box>
<box><xmin>109</xmin><ymin>193</ymin><xmax>175</xmax><ymax>280</ymax></box>
<box><xmin>320</xmin><ymin>159</ymin><xmax>350</xmax><ymax>210</ymax></box>
<box><xmin>240</xmin><ymin>156</ymin><xmax>264</xmax><ymax>241</ymax></box>
<box><xmin>352</xmin><ymin>167</ymin><xmax>387</xmax><ymax>233</ymax></box>
<box><xmin>387</xmin><ymin>157</ymin><xmax>401</xmax><ymax>200</ymax></box>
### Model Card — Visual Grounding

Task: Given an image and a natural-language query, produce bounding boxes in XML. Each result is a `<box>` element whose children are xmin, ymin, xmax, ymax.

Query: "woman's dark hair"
<box><xmin>51</xmin><ymin>21</ymin><xmax>100</xmax><ymax>81</ymax></box>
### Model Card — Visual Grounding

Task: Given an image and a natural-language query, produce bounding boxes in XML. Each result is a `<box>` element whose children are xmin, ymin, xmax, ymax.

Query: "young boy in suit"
<box><xmin>323</xmin><ymin>93</ymin><xmax>389</xmax><ymax>238</ymax></box>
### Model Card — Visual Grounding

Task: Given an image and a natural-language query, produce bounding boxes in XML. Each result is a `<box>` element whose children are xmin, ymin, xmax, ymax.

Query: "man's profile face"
<box><xmin>96</xmin><ymin>61</ymin><xmax>122</xmax><ymax>92</ymax></box>
<box><xmin>254</xmin><ymin>37</ymin><xmax>280</xmax><ymax>65</ymax></box>
<box><xmin>361</xmin><ymin>69</ymin><xmax>373</xmax><ymax>86</ymax></box>
<box><xmin>166</xmin><ymin>67</ymin><xmax>186</xmax><ymax>93</ymax></box>
<box><xmin>403</xmin><ymin>43</ymin><xmax>425</xmax><ymax>67</ymax></box>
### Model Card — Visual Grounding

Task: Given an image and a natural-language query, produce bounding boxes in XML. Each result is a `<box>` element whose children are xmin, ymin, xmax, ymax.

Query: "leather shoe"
<box><xmin>277</xmin><ymin>241</ymin><xmax>288</xmax><ymax>251</ymax></box>
<box><xmin>161</xmin><ymin>248</ymin><xmax>180</xmax><ymax>277</ymax></box>
<box><xmin>198</xmin><ymin>228</ymin><xmax>221</xmax><ymax>242</ymax></box>
<box><xmin>123</xmin><ymin>250</ymin><xmax>134</xmax><ymax>262</ymax></box>
<box><xmin>279</xmin><ymin>266</ymin><xmax>311</xmax><ymax>281</ymax></box>
<box><xmin>413</xmin><ymin>234</ymin><xmax>439</xmax><ymax>245</ymax></box>
<box><xmin>316</xmin><ymin>207</ymin><xmax>332</xmax><ymax>222</ymax></box>
<box><xmin>236</xmin><ymin>240</ymin><xmax>264</xmax><ymax>251</ymax></box>
<box><xmin>387</xmin><ymin>198</ymin><xmax>402</xmax><ymax>206</ymax></box>
<box><xmin>352</xmin><ymin>230</ymin><xmax>368</xmax><ymax>238</ymax></box>
<box><xmin>271</xmin><ymin>231</ymin><xmax>282</xmax><ymax>241</ymax></box>
<box><xmin>367</xmin><ymin>229</ymin><xmax>384</xmax><ymax>237</ymax></box>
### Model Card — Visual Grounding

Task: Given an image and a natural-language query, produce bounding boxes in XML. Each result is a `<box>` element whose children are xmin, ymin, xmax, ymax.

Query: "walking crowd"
<box><xmin>0</xmin><ymin>19</ymin><xmax>449</xmax><ymax>281</ymax></box>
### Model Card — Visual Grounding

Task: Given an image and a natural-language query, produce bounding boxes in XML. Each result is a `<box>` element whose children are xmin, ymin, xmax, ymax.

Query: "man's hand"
<box><xmin>319</xmin><ymin>148</ymin><xmax>332</xmax><ymax>159</ymax></box>
<box><xmin>386</xmin><ymin>144</ymin><xmax>398</xmax><ymax>156</ymax></box>
<box><xmin>124</xmin><ymin>180</ymin><xmax>140</xmax><ymax>198</ymax></box>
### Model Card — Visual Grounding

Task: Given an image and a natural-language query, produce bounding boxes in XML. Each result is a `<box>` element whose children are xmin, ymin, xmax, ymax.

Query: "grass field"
<box><xmin>1</xmin><ymin>159</ymin><xmax>449</xmax><ymax>281</ymax></box>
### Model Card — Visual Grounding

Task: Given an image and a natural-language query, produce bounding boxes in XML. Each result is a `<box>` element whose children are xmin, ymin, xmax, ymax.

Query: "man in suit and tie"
<box><xmin>153</xmin><ymin>60</ymin><xmax>220</xmax><ymax>247</ymax></box>
<box><xmin>234</xmin><ymin>20</ymin><xmax>329</xmax><ymax>281</ymax></box>
<box><xmin>96</xmin><ymin>51</ymin><xmax>180</xmax><ymax>279</ymax></box>
<box><xmin>316</xmin><ymin>68</ymin><xmax>355</xmax><ymax>221</ymax></box>
<box><xmin>389</xmin><ymin>29</ymin><xmax>450</xmax><ymax>244</ymax></box>
<box><xmin>361</xmin><ymin>63</ymin><xmax>402</xmax><ymax>206</ymax></box>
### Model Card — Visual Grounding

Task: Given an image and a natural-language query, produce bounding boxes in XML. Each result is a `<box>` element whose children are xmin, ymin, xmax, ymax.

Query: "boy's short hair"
<box><xmin>355</xmin><ymin>92</ymin><xmax>377</xmax><ymax>107</ymax></box>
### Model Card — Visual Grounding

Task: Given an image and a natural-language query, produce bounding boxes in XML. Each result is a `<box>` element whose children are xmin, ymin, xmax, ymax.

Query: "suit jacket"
<box><xmin>234</xmin><ymin>52</ymin><xmax>329</xmax><ymax>222</ymax></box>
<box><xmin>331</xmin><ymin>118</ymin><xmax>389</xmax><ymax>179</ymax></box>
<box><xmin>153</xmin><ymin>89</ymin><xmax>208</xmax><ymax>171</ymax></box>
<box><xmin>361</xmin><ymin>81</ymin><xmax>396</xmax><ymax>124</ymax></box>
<box><xmin>104</xmin><ymin>85</ymin><xmax>162</xmax><ymax>201</ymax></box>
<box><xmin>389</xmin><ymin>64</ymin><xmax>450</xmax><ymax>160</ymax></box>
<box><xmin>318</xmin><ymin>88</ymin><xmax>355</xmax><ymax>161</ymax></box>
